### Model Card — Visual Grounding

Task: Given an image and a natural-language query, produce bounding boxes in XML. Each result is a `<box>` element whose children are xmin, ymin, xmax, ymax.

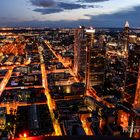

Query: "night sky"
<box><xmin>0</xmin><ymin>0</ymin><xmax>140</xmax><ymax>27</ymax></box>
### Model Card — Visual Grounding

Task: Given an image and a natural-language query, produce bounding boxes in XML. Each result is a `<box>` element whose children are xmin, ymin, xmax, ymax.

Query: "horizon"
<box><xmin>0</xmin><ymin>25</ymin><xmax>140</xmax><ymax>29</ymax></box>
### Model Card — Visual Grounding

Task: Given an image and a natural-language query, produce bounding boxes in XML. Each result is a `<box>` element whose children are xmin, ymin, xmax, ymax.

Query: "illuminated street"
<box><xmin>0</xmin><ymin>24</ymin><xmax>139</xmax><ymax>139</ymax></box>
<box><xmin>38</xmin><ymin>45</ymin><xmax>62</xmax><ymax>136</ymax></box>
<box><xmin>0</xmin><ymin>67</ymin><xmax>14</xmax><ymax>96</ymax></box>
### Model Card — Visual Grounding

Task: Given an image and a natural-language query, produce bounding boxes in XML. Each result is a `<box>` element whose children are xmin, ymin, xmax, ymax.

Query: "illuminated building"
<box><xmin>134</xmin><ymin>64</ymin><xmax>140</xmax><ymax>106</ymax></box>
<box><xmin>124</xmin><ymin>21</ymin><xmax>129</xmax><ymax>53</ymax></box>
<box><xmin>103</xmin><ymin>23</ymin><xmax>140</xmax><ymax>138</ymax></box>
<box><xmin>74</xmin><ymin>26</ymin><xmax>86</xmax><ymax>77</ymax></box>
<box><xmin>105</xmin><ymin>21</ymin><xmax>139</xmax><ymax>101</ymax></box>
<box><xmin>0</xmin><ymin>107</ymin><xmax>6</xmax><ymax>130</ymax></box>
<box><xmin>124</xmin><ymin>23</ymin><xmax>139</xmax><ymax>103</ymax></box>
<box><xmin>86</xmin><ymin>30</ymin><xmax>105</xmax><ymax>88</ymax></box>
<box><xmin>74</xmin><ymin>26</ymin><xmax>105</xmax><ymax>91</ymax></box>
<box><xmin>133</xmin><ymin>64</ymin><xmax>140</xmax><ymax>138</ymax></box>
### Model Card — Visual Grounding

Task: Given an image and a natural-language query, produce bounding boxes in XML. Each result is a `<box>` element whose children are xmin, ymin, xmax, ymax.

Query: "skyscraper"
<box><xmin>74</xmin><ymin>26</ymin><xmax>105</xmax><ymax>92</ymax></box>
<box><xmin>74</xmin><ymin>26</ymin><xmax>85</xmax><ymax>77</ymax></box>
<box><xmin>104</xmin><ymin>21</ymin><xmax>139</xmax><ymax>102</ymax></box>
<box><xmin>134</xmin><ymin>64</ymin><xmax>140</xmax><ymax>107</ymax></box>
<box><xmin>124</xmin><ymin>21</ymin><xmax>130</xmax><ymax>53</ymax></box>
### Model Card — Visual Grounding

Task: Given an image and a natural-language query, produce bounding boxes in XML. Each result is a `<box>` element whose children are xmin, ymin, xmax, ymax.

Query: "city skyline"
<box><xmin>1</xmin><ymin>0</ymin><xmax>140</xmax><ymax>27</ymax></box>
<box><xmin>0</xmin><ymin>3</ymin><xmax>140</xmax><ymax>138</ymax></box>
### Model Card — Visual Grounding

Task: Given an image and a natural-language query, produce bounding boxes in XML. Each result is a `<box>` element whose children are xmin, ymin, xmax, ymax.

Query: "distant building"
<box><xmin>0</xmin><ymin>107</ymin><xmax>6</xmax><ymax>130</ymax></box>
<box><xmin>105</xmin><ymin>21</ymin><xmax>139</xmax><ymax>102</ymax></box>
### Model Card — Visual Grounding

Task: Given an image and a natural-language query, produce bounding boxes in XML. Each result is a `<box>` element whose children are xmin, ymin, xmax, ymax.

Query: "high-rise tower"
<box><xmin>134</xmin><ymin>64</ymin><xmax>140</xmax><ymax>107</ymax></box>
<box><xmin>124</xmin><ymin>21</ymin><xmax>130</xmax><ymax>54</ymax></box>
<box><xmin>74</xmin><ymin>26</ymin><xmax>105</xmax><ymax>93</ymax></box>
<box><xmin>131</xmin><ymin>64</ymin><xmax>140</xmax><ymax>138</ymax></box>
<box><xmin>85</xmin><ymin>28</ymin><xmax>95</xmax><ymax>90</ymax></box>
<box><xmin>74</xmin><ymin>26</ymin><xmax>85</xmax><ymax>77</ymax></box>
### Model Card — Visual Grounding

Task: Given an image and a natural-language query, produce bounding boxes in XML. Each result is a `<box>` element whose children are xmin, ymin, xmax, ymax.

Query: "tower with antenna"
<box><xmin>124</xmin><ymin>21</ymin><xmax>130</xmax><ymax>53</ymax></box>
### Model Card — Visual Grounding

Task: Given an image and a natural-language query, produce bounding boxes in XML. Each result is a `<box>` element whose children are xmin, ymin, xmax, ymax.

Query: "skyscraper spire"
<box><xmin>123</xmin><ymin>21</ymin><xmax>130</xmax><ymax>53</ymax></box>
<box><xmin>125</xmin><ymin>21</ymin><xmax>130</xmax><ymax>28</ymax></box>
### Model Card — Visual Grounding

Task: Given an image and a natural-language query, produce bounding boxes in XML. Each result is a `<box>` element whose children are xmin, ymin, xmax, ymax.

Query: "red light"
<box><xmin>19</xmin><ymin>134</ymin><xmax>22</xmax><ymax>138</ymax></box>
<box><xmin>23</xmin><ymin>133</ymin><xmax>27</xmax><ymax>138</ymax></box>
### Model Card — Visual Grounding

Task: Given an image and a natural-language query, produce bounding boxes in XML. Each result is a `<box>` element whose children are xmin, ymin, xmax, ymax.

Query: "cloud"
<box><xmin>30</xmin><ymin>0</ymin><xmax>55</xmax><ymax>7</ymax></box>
<box><xmin>33</xmin><ymin>8</ymin><xmax>63</xmax><ymax>14</ymax></box>
<box><xmin>32</xmin><ymin>2</ymin><xmax>98</xmax><ymax>15</ymax></box>
<box><xmin>58</xmin><ymin>2</ymin><xmax>87</xmax><ymax>10</ymax></box>
<box><xmin>78</xmin><ymin>0</ymin><xmax>110</xmax><ymax>3</ymax></box>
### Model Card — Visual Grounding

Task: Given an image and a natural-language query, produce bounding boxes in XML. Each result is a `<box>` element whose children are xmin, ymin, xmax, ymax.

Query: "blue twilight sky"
<box><xmin>0</xmin><ymin>0</ymin><xmax>140</xmax><ymax>27</ymax></box>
